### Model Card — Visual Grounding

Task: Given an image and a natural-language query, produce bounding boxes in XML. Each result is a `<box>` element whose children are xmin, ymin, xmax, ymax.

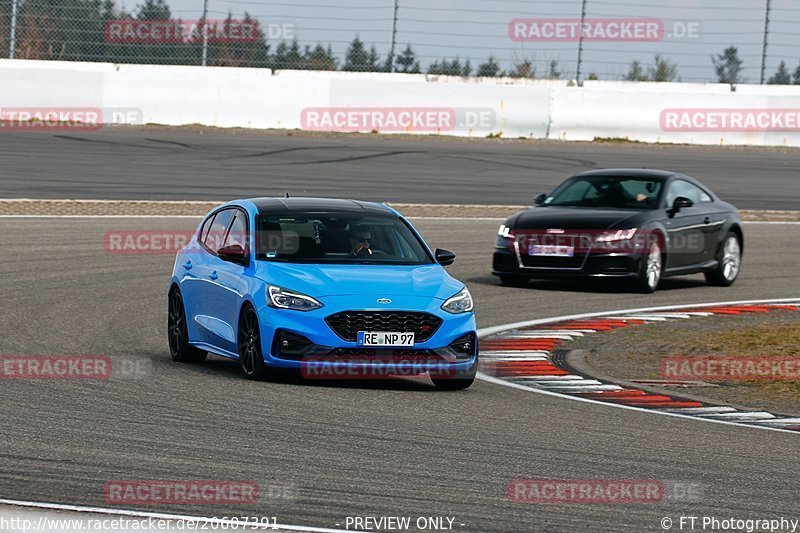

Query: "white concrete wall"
<box><xmin>2</xmin><ymin>59</ymin><xmax>800</xmax><ymax>147</ymax></box>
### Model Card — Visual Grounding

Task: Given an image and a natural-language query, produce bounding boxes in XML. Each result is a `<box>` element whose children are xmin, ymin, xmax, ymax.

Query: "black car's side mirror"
<box><xmin>533</xmin><ymin>193</ymin><xmax>547</xmax><ymax>206</ymax></box>
<box><xmin>435</xmin><ymin>248</ymin><xmax>456</xmax><ymax>266</ymax></box>
<box><xmin>218</xmin><ymin>244</ymin><xmax>248</xmax><ymax>265</ymax></box>
<box><xmin>671</xmin><ymin>196</ymin><xmax>694</xmax><ymax>212</ymax></box>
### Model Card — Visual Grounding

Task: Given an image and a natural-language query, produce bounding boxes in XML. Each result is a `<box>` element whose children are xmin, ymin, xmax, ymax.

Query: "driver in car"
<box><xmin>349</xmin><ymin>225</ymin><xmax>373</xmax><ymax>257</ymax></box>
<box><xmin>636</xmin><ymin>182</ymin><xmax>657</xmax><ymax>203</ymax></box>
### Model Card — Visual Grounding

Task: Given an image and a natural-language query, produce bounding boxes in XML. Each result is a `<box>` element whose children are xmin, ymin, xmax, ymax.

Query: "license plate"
<box><xmin>529</xmin><ymin>244</ymin><xmax>574</xmax><ymax>257</ymax></box>
<box><xmin>357</xmin><ymin>332</ymin><xmax>415</xmax><ymax>347</ymax></box>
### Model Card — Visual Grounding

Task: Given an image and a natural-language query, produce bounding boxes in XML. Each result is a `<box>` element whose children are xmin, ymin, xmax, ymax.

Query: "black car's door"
<box><xmin>695</xmin><ymin>191</ymin><xmax>729</xmax><ymax>263</ymax></box>
<box><xmin>663</xmin><ymin>179</ymin><xmax>713</xmax><ymax>269</ymax></box>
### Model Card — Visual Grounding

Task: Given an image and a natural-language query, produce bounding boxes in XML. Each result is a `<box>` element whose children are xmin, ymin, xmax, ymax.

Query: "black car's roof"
<box><xmin>248</xmin><ymin>197</ymin><xmax>395</xmax><ymax>216</ymax></box>
<box><xmin>571</xmin><ymin>169</ymin><xmax>680</xmax><ymax>181</ymax></box>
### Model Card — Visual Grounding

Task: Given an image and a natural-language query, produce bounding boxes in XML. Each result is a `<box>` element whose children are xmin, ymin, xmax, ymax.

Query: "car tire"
<box><xmin>430</xmin><ymin>362</ymin><xmax>477</xmax><ymax>390</ymax></box>
<box><xmin>499</xmin><ymin>275</ymin><xmax>529</xmax><ymax>287</ymax></box>
<box><xmin>238</xmin><ymin>305</ymin><xmax>269</xmax><ymax>380</ymax></box>
<box><xmin>705</xmin><ymin>232</ymin><xmax>742</xmax><ymax>287</ymax></box>
<box><xmin>633</xmin><ymin>241</ymin><xmax>663</xmax><ymax>294</ymax></box>
<box><xmin>168</xmin><ymin>288</ymin><xmax>207</xmax><ymax>363</ymax></box>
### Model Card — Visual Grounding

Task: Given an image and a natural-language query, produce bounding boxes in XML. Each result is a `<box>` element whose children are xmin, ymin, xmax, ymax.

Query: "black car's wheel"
<box><xmin>430</xmin><ymin>361</ymin><xmax>477</xmax><ymax>390</ymax></box>
<box><xmin>705</xmin><ymin>232</ymin><xmax>742</xmax><ymax>287</ymax></box>
<box><xmin>499</xmin><ymin>275</ymin><xmax>529</xmax><ymax>287</ymax></box>
<box><xmin>238</xmin><ymin>305</ymin><xmax>269</xmax><ymax>380</ymax></box>
<box><xmin>168</xmin><ymin>289</ymin><xmax>207</xmax><ymax>363</ymax></box>
<box><xmin>633</xmin><ymin>241</ymin><xmax>663</xmax><ymax>293</ymax></box>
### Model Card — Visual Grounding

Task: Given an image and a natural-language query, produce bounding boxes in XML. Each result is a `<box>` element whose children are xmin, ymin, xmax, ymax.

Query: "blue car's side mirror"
<box><xmin>435</xmin><ymin>248</ymin><xmax>456</xmax><ymax>266</ymax></box>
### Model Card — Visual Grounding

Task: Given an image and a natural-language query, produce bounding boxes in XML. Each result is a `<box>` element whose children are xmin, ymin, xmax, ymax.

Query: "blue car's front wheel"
<box><xmin>238</xmin><ymin>305</ymin><xmax>269</xmax><ymax>380</ymax></box>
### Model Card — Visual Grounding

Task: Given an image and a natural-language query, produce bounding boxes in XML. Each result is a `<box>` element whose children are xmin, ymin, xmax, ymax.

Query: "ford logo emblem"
<box><xmin>377</xmin><ymin>298</ymin><xmax>392</xmax><ymax>304</ymax></box>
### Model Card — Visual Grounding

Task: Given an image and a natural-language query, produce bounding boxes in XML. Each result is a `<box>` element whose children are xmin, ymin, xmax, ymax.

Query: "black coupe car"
<box><xmin>492</xmin><ymin>169</ymin><xmax>743</xmax><ymax>293</ymax></box>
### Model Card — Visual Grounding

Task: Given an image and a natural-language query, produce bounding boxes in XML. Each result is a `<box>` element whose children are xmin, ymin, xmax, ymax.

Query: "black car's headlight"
<box><xmin>267</xmin><ymin>285</ymin><xmax>323</xmax><ymax>312</ymax></box>
<box><xmin>496</xmin><ymin>224</ymin><xmax>514</xmax><ymax>248</ymax></box>
<box><xmin>441</xmin><ymin>287</ymin><xmax>474</xmax><ymax>314</ymax></box>
<box><xmin>595</xmin><ymin>228</ymin><xmax>638</xmax><ymax>243</ymax></box>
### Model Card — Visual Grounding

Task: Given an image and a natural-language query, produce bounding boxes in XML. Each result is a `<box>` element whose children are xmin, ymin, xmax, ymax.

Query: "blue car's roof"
<box><xmin>245</xmin><ymin>197</ymin><xmax>398</xmax><ymax>217</ymax></box>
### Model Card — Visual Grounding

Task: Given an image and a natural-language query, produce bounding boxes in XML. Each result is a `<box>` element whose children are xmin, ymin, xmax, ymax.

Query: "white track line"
<box><xmin>663</xmin><ymin>407</ymin><xmax>738</xmax><ymax>414</ymax></box>
<box><xmin>747</xmin><ymin>418</ymin><xmax>800</xmax><ymax>425</ymax></box>
<box><xmin>0</xmin><ymin>215</ymin><xmax>799</xmax><ymax>224</ymax></box>
<box><xmin>697</xmin><ymin>412</ymin><xmax>776</xmax><ymax>420</ymax></box>
<box><xmin>512</xmin><ymin>374</ymin><xmax>583</xmax><ymax>383</ymax></box>
<box><xmin>477</xmin><ymin>298</ymin><xmax>800</xmax><ymax>435</ymax></box>
<box><xmin>0</xmin><ymin>498</ymin><xmax>349</xmax><ymax>532</ymax></box>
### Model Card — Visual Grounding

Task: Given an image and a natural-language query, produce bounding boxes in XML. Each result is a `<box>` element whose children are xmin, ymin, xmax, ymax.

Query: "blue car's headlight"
<box><xmin>441</xmin><ymin>287</ymin><xmax>474</xmax><ymax>314</ymax></box>
<box><xmin>267</xmin><ymin>285</ymin><xmax>323</xmax><ymax>312</ymax></box>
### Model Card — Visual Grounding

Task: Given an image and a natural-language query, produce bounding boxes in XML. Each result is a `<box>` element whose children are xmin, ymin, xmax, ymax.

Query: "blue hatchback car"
<box><xmin>168</xmin><ymin>198</ymin><xmax>478</xmax><ymax>389</ymax></box>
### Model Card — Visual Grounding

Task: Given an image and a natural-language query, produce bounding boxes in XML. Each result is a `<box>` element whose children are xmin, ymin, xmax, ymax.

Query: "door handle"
<box><xmin>183</xmin><ymin>260</ymin><xmax>192</xmax><ymax>270</ymax></box>
<box><xmin>703</xmin><ymin>216</ymin><xmax>711</xmax><ymax>224</ymax></box>
<box><xmin>209</xmin><ymin>271</ymin><xmax>218</xmax><ymax>281</ymax></box>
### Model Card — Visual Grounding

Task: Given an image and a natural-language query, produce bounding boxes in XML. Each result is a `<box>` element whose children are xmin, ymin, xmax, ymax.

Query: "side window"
<box><xmin>204</xmin><ymin>209</ymin><xmax>234</xmax><ymax>254</ymax></box>
<box><xmin>548</xmin><ymin>180</ymin><xmax>593</xmax><ymax>204</ymax></box>
<box><xmin>666</xmin><ymin>180</ymin><xmax>710</xmax><ymax>206</ymax></box>
<box><xmin>199</xmin><ymin>214</ymin><xmax>216</xmax><ymax>243</ymax></box>
<box><xmin>224</xmin><ymin>210</ymin><xmax>248</xmax><ymax>251</ymax></box>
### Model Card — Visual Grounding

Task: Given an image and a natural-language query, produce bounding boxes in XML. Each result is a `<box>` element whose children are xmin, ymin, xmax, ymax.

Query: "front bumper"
<box><xmin>492</xmin><ymin>248</ymin><xmax>644</xmax><ymax>278</ymax></box>
<box><xmin>255</xmin><ymin>293</ymin><xmax>478</xmax><ymax>372</ymax></box>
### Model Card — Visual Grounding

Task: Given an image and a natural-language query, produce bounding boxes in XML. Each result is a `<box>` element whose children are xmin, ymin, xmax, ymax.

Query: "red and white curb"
<box><xmin>477</xmin><ymin>298</ymin><xmax>800</xmax><ymax>434</ymax></box>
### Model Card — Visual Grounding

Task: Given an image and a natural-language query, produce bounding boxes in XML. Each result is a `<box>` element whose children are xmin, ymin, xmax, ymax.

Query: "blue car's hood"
<box><xmin>255</xmin><ymin>262</ymin><xmax>464</xmax><ymax>300</ymax></box>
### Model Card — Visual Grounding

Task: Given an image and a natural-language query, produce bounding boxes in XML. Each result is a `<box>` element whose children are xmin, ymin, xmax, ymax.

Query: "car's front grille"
<box><xmin>325</xmin><ymin>311</ymin><xmax>443</xmax><ymax>342</ymax></box>
<box><xmin>326</xmin><ymin>348</ymin><xmax>441</xmax><ymax>362</ymax></box>
<box><xmin>520</xmin><ymin>254</ymin><xmax>586</xmax><ymax>269</ymax></box>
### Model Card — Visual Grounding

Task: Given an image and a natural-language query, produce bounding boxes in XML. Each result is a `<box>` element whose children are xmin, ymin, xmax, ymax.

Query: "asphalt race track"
<box><xmin>0</xmin><ymin>215</ymin><xmax>798</xmax><ymax>532</ymax></box>
<box><xmin>0</xmin><ymin>128</ymin><xmax>799</xmax><ymax>210</ymax></box>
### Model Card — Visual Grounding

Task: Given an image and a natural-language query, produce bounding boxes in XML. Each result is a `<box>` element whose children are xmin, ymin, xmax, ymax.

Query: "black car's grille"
<box><xmin>325</xmin><ymin>311</ymin><xmax>442</xmax><ymax>342</ymax></box>
<box><xmin>521</xmin><ymin>254</ymin><xmax>586</xmax><ymax>269</ymax></box>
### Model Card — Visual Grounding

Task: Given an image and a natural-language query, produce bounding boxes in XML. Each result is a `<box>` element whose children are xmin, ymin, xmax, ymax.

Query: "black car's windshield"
<box><xmin>255</xmin><ymin>213</ymin><xmax>433</xmax><ymax>264</ymax></box>
<box><xmin>545</xmin><ymin>176</ymin><xmax>664</xmax><ymax>209</ymax></box>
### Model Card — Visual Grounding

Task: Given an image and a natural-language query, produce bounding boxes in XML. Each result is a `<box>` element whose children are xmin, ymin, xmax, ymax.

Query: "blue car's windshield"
<box><xmin>255</xmin><ymin>213</ymin><xmax>433</xmax><ymax>264</ymax></box>
<box><xmin>545</xmin><ymin>176</ymin><xmax>664</xmax><ymax>209</ymax></box>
